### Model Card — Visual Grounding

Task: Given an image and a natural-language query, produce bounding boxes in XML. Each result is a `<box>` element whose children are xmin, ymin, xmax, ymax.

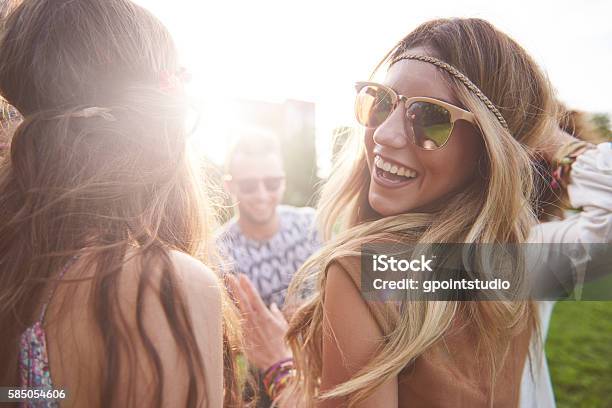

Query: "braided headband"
<box><xmin>390</xmin><ymin>54</ymin><xmax>509</xmax><ymax>130</ymax></box>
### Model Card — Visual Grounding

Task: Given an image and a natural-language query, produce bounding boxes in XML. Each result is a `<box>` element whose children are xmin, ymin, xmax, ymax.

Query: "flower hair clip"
<box><xmin>159</xmin><ymin>67</ymin><xmax>192</xmax><ymax>92</ymax></box>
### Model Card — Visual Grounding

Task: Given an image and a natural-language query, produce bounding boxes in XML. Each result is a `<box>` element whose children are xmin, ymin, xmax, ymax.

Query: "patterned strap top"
<box><xmin>18</xmin><ymin>257</ymin><xmax>78</xmax><ymax>408</ymax></box>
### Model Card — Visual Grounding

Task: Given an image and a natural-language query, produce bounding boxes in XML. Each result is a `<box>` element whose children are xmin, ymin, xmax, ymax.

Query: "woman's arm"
<box><xmin>529</xmin><ymin>142</ymin><xmax>612</xmax><ymax>295</ymax></box>
<box><xmin>317</xmin><ymin>262</ymin><xmax>397</xmax><ymax>408</ymax></box>
<box><xmin>170</xmin><ymin>251</ymin><xmax>224</xmax><ymax>408</ymax></box>
<box><xmin>118</xmin><ymin>250</ymin><xmax>225</xmax><ymax>407</ymax></box>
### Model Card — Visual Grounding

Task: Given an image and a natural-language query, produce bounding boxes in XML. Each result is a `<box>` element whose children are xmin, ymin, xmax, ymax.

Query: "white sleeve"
<box><xmin>527</xmin><ymin>143</ymin><xmax>612</xmax><ymax>293</ymax></box>
<box><xmin>529</xmin><ymin>142</ymin><xmax>612</xmax><ymax>245</ymax></box>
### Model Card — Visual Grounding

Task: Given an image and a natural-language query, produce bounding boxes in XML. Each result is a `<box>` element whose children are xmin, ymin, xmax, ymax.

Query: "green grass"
<box><xmin>546</xmin><ymin>301</ymin><xmax>612</xmax><ymax>408</ymax></box>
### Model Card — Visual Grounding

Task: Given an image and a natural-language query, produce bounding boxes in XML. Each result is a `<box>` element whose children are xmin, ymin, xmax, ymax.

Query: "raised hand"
<box><xmin>225</xmin><ymin>273</ymin><xmax>292</xmax><ymax>370</ymax></box>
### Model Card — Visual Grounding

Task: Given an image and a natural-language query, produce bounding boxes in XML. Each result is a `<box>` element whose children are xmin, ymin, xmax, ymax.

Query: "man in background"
<box><xmin>217</xmin><ymin>127</ymin><xmax>320</xmax><ymax>309</ymax></box>
<box><xmin>217</xmin><ymin>128</ymin><xmax>320</xmax><ymax>407</ymax></box>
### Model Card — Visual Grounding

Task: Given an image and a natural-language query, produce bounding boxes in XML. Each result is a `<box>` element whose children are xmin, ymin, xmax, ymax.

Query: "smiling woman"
<box><xmin>363</xmin><ymin>52</ymin><xmax>488</xmax><ymax>216</ymax></box>
<box><xmin>282</xmin><ymin>17</ymin><xmax>612</xmax><ymax>408</ymax></box>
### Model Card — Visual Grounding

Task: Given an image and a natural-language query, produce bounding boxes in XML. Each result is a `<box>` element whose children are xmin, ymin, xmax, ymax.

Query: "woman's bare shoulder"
<box><xmin>47</xmin><ymin>249</ymin><xmax>224</xmax><ymax>407</ymax></box>
<box><xmin>167</xmin><ymin>250</ymin><xmax>223</xmax><ymax>303</ymax></box>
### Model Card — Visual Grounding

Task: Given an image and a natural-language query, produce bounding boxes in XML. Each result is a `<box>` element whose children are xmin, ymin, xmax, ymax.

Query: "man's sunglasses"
<box><xmin>354</xmin><ymin>81</ymin><xmax>476</xmax><ymax>150</ymax></box>
<box><xmin>225</xmin><ymin>175</ymin><xmax>285</xmax><ymax>194</ymax></box>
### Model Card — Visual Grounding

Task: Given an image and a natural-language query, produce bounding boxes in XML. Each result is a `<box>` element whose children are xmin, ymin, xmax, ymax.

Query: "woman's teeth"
<box><xmin>374</xmin><ymin>155</ymin><xmax>417</xmax><ymax>179</ymax></box>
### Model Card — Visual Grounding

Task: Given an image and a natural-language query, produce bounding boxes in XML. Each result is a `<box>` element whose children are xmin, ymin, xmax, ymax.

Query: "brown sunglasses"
<box><xmin>355</xmin><ymin>81</ymin><xmax>476</xmax><ymax>150</ymax></box>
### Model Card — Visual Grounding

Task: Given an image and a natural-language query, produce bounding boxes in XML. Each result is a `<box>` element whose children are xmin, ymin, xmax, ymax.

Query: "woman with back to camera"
<box><xmin>227</xmin><ymin>18</ymin><xmax>611</xmax><ymax>407</ymax></box>
<box><xmin>0</xmin><ymin>0</ymin><xmax>243</xmax><ymax>407</ymax></box>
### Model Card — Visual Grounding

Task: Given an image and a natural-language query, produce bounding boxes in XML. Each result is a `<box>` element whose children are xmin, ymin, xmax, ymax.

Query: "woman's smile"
<box><xmin>372</xmin><ymin>154</ymin><xmax>419</xmax><ymax>189</ymax></box>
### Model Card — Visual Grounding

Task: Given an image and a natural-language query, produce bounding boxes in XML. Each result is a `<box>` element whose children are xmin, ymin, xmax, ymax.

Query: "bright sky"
<box><xmin>136</xmin><ymin>0</ymin><xmax>612</xmax><ymax>167</ymax></box>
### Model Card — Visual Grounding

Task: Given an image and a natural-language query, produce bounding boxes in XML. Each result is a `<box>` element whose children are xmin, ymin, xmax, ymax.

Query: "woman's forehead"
<box><xmin>384</xmin><ymin>59</ymin><xmax>460</xmax><ymax>106</ymax></box>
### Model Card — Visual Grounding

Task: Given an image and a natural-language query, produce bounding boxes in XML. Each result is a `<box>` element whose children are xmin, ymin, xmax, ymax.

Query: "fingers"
<box><xmin>270</xmin><ymin>302</ymin><xmax>287</xmax><ymax>322</ymax></box>
<box><xmin>271</xmin><ymin>302</ymin><xmax>290</xmax><ymax>332</ymax></box>
<box><xmin>238</xmin><ymin>273</ymin><xmax>269</xmax><ymax>315</ymax></box>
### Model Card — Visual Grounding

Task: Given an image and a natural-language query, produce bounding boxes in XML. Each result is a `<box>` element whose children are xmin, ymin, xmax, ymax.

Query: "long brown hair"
<box><xmin>286</xmin><ymin>18</ymin><xmax>558</xmax><ymax>406</ymax></box>
<box><xmin>0</xmin><ymin>0</ymin><xmax>241</xmax><ymax>406</ymax></box>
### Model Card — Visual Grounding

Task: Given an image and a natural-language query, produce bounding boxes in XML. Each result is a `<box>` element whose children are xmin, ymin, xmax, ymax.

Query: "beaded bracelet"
<box><xmin>550</xmin><ymin>140</ymin><xmax>594</xmax><ymax>190</ymax></box>
<box><xmin>267</xmin><ymin>369</ymin><xmax>294</xmax><ymax>401</ymax></box>
<box><xmin>263</xmin><ymin>357</ymin><xmax>295</xmax><ymax>401</ymax></box>
<box><xmin>265</xmin><ymin>369</ymin><xmax>294</xmax><ymax>401</ymax></box>
<box><xmin>263</xmin><ymin>360</ymin><xmax>293</xmax><ymax>390</ymax></box>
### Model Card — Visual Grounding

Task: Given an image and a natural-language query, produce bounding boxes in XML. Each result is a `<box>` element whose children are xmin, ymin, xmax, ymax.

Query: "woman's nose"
<box><xmin>372</xmin><ymin>106</ymin><xmax>409</xmax><ymax>149</ymax></box>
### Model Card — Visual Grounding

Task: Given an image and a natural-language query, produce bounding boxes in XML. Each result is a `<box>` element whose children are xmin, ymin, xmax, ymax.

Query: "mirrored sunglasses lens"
<box><xmin>407</xmin><ymin>101</ymin><xmax>452</xmax><ymax>150</ymax></box>
<box><xmin>355</xmin><ymin>85</ymin><xmax>395</xmax><ymax>128</ymax></box>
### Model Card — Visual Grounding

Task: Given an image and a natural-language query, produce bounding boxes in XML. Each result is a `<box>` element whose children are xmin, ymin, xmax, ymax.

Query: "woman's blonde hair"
<box><xmin>286</xmin><ymin>18</ymin><xmax>559</xmax><ymax>406</ymax></box>
<box><xmin>0</xmin><ymin>1</ymin><xmax>243</xmax><ymax>406</ymax></box>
